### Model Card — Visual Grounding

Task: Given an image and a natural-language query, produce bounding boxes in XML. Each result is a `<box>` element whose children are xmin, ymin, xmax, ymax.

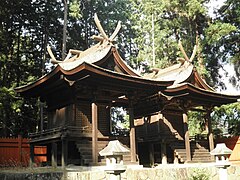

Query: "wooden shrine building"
<box><xmin>15</xmin><ymin>15</ymin><xmax>240</xmax><ymax>167</ymax></box>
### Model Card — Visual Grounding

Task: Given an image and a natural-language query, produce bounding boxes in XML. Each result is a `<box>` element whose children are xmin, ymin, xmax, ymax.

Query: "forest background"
<box><xmin>0</xmin><ymin>0</ymin><xmax>239</xmax><ymax>138</ymax></box>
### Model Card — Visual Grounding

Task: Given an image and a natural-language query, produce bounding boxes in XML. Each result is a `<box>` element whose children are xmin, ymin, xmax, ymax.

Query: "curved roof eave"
<box><xmin>15</xmin><ymin>65</ymin><xmax>62</xmax><ymax>94</ymax></box>
<box><xmin>111</xmin><ymin>47</ymin><xmax>141</xmax><ymax>77</ymax></box>
<box><xmin>15</xmin><ymin>61</ymin><xmax>174</xmax><ymax>97</ymax></box>
<box><xmin>193</xmin><ymin>68</ymin><xmax>215</xmax><ymax>91</ymax></box>
<box><xmin>64</xmin><ymin>62</ymin><xmax>173</xmax><ymax>88</ymax></box>
<box><xmin>147</xmin><ymin>62</ymin><xmax>194</xmax><ymax>84</ymax></box>
<box><xmin>164</xmin><ymin>82</ymin><xmax>240</xmax><ymax>103</ymax></box>
<box><xmin>58</xmin><ymin>43</ymin><xmax>112</xmax><ymax>71</ymax></box>
<box><xmin>15</xmin><ymin>44</ymin><xmax>146</xmax><ymax>96</ymax></box>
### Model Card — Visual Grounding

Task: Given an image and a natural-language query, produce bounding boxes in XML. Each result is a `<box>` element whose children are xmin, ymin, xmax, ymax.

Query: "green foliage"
<box><xmin>188</xmin><ymin>111</ymin><xmax>206</xmax><ymax>136</ymax></box>
<box><xmin>212</xmin><ymin>103</ymin><xmax>240</xmax><ymax>136</ymax></box>
<box><xmin>66</xmin><ymin>0</ymin><xmax>137</xmax><ymax>64</ymax></box>
<box><xmin>129</xmin><ymin>0</ymin><xmax>239</xmax><ymax>91</ymax></box>
<box><xmin>0</xmin><ymin>86</ymin><xmax>38</xmax><ymax>137</ymax></box>
<box><xmin>69</xmin><ymin>0</ymin><xmax>82</xmax><ymax>19</ymax></box>
<box><xmin>189</xmin><ymin>168</ymin><xmax>210</xmax><ymax>180</ymax></box>
<box><xmin>205</xmin><ymin>22</ymin><xmax>237</xmax><ymax>44</ymax></box>
<box><xmin>186</xmin><ymin>0</ymin><xmax>206</xmax><ymax>18</ymax></box>
<box><xmin>0</xmin><ymin>0</ymin><xmax>52</xmax><ymax>137</ymax></box>
<box><xmin>110</xmin><ymin>107</ymin><xmax>129</xmax><ymax>136</ymax></box>
<box><xmin>189</xmin><ymin>103</ymin><xmax>240</xmax><ymax>138</ymax></box>
<box><xmin>129</xmin><ymin>0</ymin><xmax>210</xmax><ymax>75</ymax></box>
<box><xmin>204</xmin><ymin>0</ymin><xmax>240</xmax><ymax>89</ymax></box>
<box><xmin>218</xmin><ymin>0</ymin><xmax>240</xmax><ymax>88</ymax></box>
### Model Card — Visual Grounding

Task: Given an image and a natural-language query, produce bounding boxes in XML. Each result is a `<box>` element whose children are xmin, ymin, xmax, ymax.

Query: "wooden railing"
<box><xmin>29</xmin><ymin>126</ymin><xmax>93</xmax><ymax>139</ymax></box>
<box><xmin>29</xmin><ymin>127</ymin><xmax>63</xmax><ymax>138</ymax></box>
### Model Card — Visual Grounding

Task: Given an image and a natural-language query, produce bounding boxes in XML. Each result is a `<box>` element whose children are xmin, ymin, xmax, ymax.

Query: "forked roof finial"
<box><xmin>177</xmin><ymin>40</ymin><xmax>197</xmax><ymax>64</ymax></box>
<box><xmin>48</xmin><ymin>14</ymin><xmax>122</xmax><ymax>65</ymax></box>
<box><xmin>92</xmin><ymin>13</ymin><xmax>121</xmax><ymax>44</ymax></box>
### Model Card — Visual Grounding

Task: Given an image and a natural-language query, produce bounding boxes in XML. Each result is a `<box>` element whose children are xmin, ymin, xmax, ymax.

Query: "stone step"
<box><xmin>76</xmin><ymin>146</ymin><xmax>105</xmax><ymax>152</ymax></box>
<box><xmin>174</xmin><ymin>149</ymin><xmax>186</xmax><ymax>152</ymax></box>
<box><xmin>77</xmin><ymin>140</ymin><xmax>108</xmax><ymax>145</ymax></box>
<box><xmin>81</xmin><ymin>154</ymin><xmax>92</xmax><ymax>159</ymax></box>
<box><xmin>175</xmin><ymin>153</ymin><xmax>211</xmax><ymax>159</ymax></box>
<box><xmin>191</xmin><ymin>159</ymin><xmax>213</xmax><ymax>163</ymax></box>
<box><xmin>193</xmin><ymin>149</ymin><xmax>210</xmax><ymax>152</ymax></box>
<box><xmin>191</xmin><ymin>157</ymin><xmax>212</xmax><ymax>160</ymax></box>
<box><xmin>175</xmin><ymin>150</ymin><xmax>211</xmax><ymax>156</ymax></box>
<box><xmin>123</xmin><ymin>155</ymin><xmax>131</xmax><ymax>159</ymax></box>
<box><xmin>75</xmin><ymin>141</ymin><xmax>131</xmax><ymax>166</ymax></box>
<box><xmin>171</xmin><ymin>141</ymin><xmax>212</xmax><ymax>163</ymax></box>
<box><xmin>192</xmin><ymin>155</ymin><xmax>212</xmax><ymax>158</ymax></box>
<box><xmin>76</xmin><ymin>142</ymin><xmax>108</xmax><ymax>148</ymax></box>
<box><xmin>192</xmin><ymin>152</ymin><xmax>211</xmax><ymax>156</ymax></box>
<box><xmin>83</xmin><ymin>158</ymin><xmax>92</xmax><ymax>165</ymax></box>
<box><xmin>189</xmin><ymin>160</ymin><xmax>213</xmax><ymax>163</ymax></box>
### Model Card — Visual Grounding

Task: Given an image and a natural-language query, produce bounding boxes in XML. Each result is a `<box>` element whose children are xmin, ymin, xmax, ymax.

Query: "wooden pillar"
<box><xmin>149</xmin><ymin>143</ymin><xmax>154</xmax><ymax>167</ymax></box>
<box><xmin>51</xmin><ymin>142</ymin><xmax>57</xmax><ymax>168</ymax></box>
<box><xmin>107</xmin><ymin>106</ymin><xmax>112</xmax><ymax>134</ymax></box>
<box><xmin>40</xmin><ymin>102</ymin><xmax>44</xmax><ymax>133</ymax></box>
<box><xmin>61</xmin><ymin>140</ymin><xmax>68</xmax><ymax>168</ymax></box>
<box><xmin>18</xmin><ymin>135</ymin><xmax>22</xmax><ymax>165</ymax></box>
<box><xmin>92</xmin><ymin>102</ymin><xmax>98</xmax><ymax>164</ymax></box>
<box><xmin>206</xmin><ymin>109</ymin><xmax>214</xmax><ymax>159</ymax></box>
<box><xmin>161</xmin><ymin>142</ymin><xmax>167</xmax><ymax>164</ymax></box>
<box><xmin>129</xmin><ymin>106</ymin><xmax>136</xmax><ymax>162</ymax></box>
<box><xmin>174</xmin><ymin>153</ymin><xmax>179</xmax><ymax>164</ymax></box>
<box><xmin>30</xmin><ymin>144</ymin><xmax>34</xmax><ymax>167</ymax></box>
<box><xmin>183</xmin><ymin>111</ymin><xmax>191</xmax><ymax>162</ymax></box>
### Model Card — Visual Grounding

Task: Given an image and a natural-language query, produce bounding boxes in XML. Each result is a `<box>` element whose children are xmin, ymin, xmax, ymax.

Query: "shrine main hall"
<box><xmin>16</xmin><ymin>15</ymin><xmax>240</xmax><ymax>167</ymax></box>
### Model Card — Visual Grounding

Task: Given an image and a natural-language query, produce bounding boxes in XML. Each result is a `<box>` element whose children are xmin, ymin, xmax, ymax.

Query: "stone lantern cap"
<box><xmin>210</xmin><ymin>143</ymin><xmax>232</xmax><ymax>156</ymax></box>
<box><xmin>99</xmin><ymin>140</ymin><xmax>130</xmax><ymax>156</ymax></box>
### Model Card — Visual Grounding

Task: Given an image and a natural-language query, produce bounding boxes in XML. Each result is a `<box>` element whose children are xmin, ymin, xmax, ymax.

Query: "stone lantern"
<box><xmin>210</xmin><ymin>143</ymin><xmax>232</xmax><ymax>180</ymax></box>
<box><xmin>210</xmin><ymin>143</ymin><xmax>232</xmax><ymax>167</ymax></box>
<box><xmin>99</xmin><ymin>140</ymin><xmax>130</xmax><ymax>180</ymax></box>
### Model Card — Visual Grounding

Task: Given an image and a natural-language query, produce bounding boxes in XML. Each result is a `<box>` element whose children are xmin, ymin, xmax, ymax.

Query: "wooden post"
<box><xmin>149</xmin><ymin>143</ymin><xmax>154</xmax><ymax>167</ymax></box>
<box><xmin>30</xmin><ymin>144</ymin><xmax>34</xmax><ymax>167</ymax></box>
<box><xmin>206</xmin><ymin>109</ymin><xmax>214</xmax><ymax>160</ymax></box>
<box><xmin>40</xmin><ymin>102</ymin><xmax>44</xmax><ymax>133</ymax></box>
<box><xmin>129</xmin><ymin>106</ymin><xmax>136</xmax><ymax>162</ymax></box>
<box><xmin>51</xmin><ymin>142</ymin><xmax>57</xmax><ymax>168</ymax></box>
<box><xmin>174</xmin><ymin>152</ymin><xmax>179</xmax><ymax>164</ymax></box>
<box><xmin>92</xmin><ymin>102</ymin><xmax>98</xmax><ymax>164</ymax></box>
<box><xmin>18</xmin><ymin>135</ymin><xmax>22</xmax><ymax>165</ymax></box>
<box><xmin>183</xmin><ymin>111</ymin><xmax>191</xmax><ymax>162</ymax></box>
<box><xmin>161</xmin><ymin>142</ymin><xmax>167</xmax><ymax>164</ymax></box>
<box><xmin>61</xmin><ymin>140</ymin><xmax>68</xmax><ymax>168</ymax></box>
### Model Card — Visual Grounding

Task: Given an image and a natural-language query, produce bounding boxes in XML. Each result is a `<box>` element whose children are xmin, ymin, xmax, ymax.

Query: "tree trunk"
<box><xmin>62</xmin><ymin>0</ymin><xmax>68</xmax><ymax>60</ymax></box>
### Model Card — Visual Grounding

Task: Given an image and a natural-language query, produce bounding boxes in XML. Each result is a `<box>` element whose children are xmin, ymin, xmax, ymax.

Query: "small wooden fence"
<box><xmin>216</xmin><ymin>136</ymin><xmax>240</xmax><ymax>161</ymax></box>
<box><xmin>0</xmin><ymin>136</ymin><xmax>46</xmax><ymax>167</ymax></box>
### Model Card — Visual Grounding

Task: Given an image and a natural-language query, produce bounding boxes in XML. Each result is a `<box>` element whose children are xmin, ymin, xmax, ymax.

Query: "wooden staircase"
<box><xmin>171</xmin><ymin>141</ymin><xmax>213</xmax><ymax>163</ymax></box>
<box><xmin>75</xmin><ymin>140</ymin><xmax>132</xmax><ymax>166</ymax></box>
